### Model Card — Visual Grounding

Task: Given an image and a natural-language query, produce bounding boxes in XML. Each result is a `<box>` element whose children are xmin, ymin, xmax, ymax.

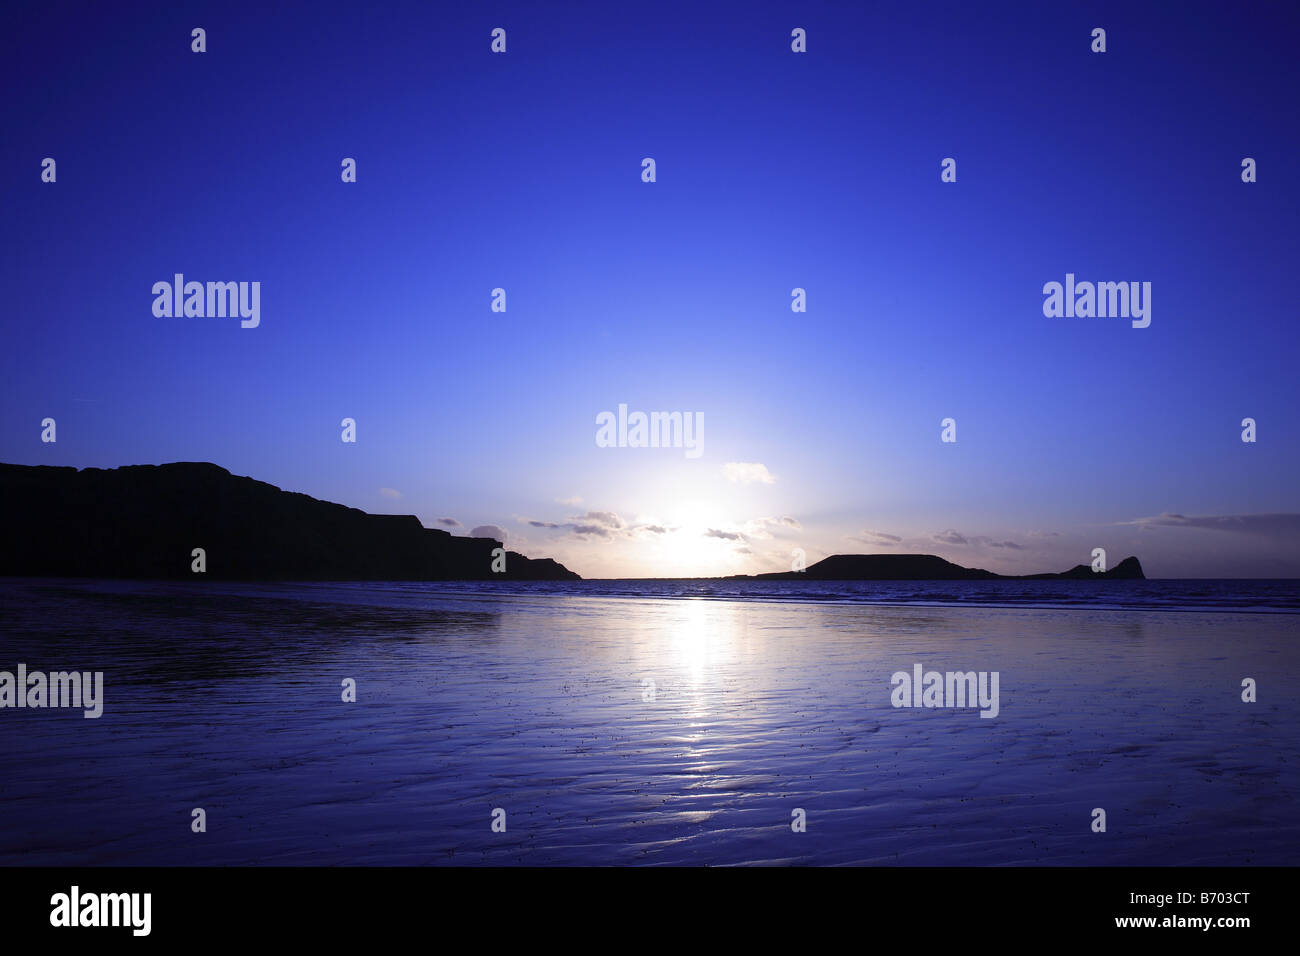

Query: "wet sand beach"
<box><xmin>0</xmin><ymin>579</ymin><xmax>1296</xmax><ymax>865</ymax></box>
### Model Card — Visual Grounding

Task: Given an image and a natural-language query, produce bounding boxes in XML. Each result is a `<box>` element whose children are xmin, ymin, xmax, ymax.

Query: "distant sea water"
<box><xmin>0</xmin><ymin>577</ymin><xmax>1297</xmax><ymax>866</ymax></box>
<box><xmin>400</xmin><ymin>577</ymin><xmax>1300</xmax><ymax>613</ymax></box>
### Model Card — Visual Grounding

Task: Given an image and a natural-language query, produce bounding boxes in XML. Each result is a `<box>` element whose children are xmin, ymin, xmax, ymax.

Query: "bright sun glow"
<box><xmin>646</xmin><ymin>498</ymin><xmax>743</xmax><ymax>577</ymax></box>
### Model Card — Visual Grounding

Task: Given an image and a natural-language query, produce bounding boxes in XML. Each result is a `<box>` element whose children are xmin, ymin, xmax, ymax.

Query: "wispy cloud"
<box><xmin>435</xmin><ymin>516</ymin><xmax>461</xmax><ymax>527</ymax></box>
<box><xmin>570</xmin><ymin>524</ymin><xmax>614</xmax><ymax>539</ymax></box>
<box><xmin>723</xmin><ymin>462</ymin><xmax>776</xmax><ymax>484</ymax></box>
<box><xmin>742</xmin><ymin>515</ymin><xmax>801</xmax><ymax>539</ymax></box>
<box><xmin>928</xmin><ymin>529</ymin><xmax>1025</xmax><ymax>550</ymax></box>
<box><xmin>581</xmin><ymin>511</ymin><xmax>624</xmax><ymax>529</ymax></box>
<box><xmin>1128</xmin><ymin>512</ymin><xmax>1300</xmax><ymax>535</ymax></box>
<box><xmin>520</xmin><ymin>510</ymin><xmax>666</xmax><ymax>542</ymax></box>
<box><xmin>852</xmin><ymin>529</ymin><xmax>902</xmax><ymax>546</ymax></box>
<box><xmin>379</xmin><ymin>487</ymin><xmax>402</xmax><ymax>499</ymax></box>
<box><xmin>931</xmin><ymin>529</ymin><xmax>968</xmax><ymax>545</ymax></box>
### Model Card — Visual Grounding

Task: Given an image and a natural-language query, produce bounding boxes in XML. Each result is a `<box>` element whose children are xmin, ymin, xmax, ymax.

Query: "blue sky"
<box><xmin>3</xmin><ymin>0</ymin><xmax>1298</xmax><ymax>577</ymax></box>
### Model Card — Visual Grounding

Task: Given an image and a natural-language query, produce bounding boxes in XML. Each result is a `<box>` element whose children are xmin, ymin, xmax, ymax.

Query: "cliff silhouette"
<box><xmin>0</xmin><ymin>462</ymin><xmax>580</xmax><ymax>581</ymax></box>
<box><xmin>747</xmin><ymin>553</ymin><xmax>1145</xmax><ymax>580</ymax></box>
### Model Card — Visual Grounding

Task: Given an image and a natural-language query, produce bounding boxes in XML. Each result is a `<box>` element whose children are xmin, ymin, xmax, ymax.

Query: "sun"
<box><xmin>640</xmin><ymin>497</ymin><xmax>748</xmax><ymax>577</ymax></box>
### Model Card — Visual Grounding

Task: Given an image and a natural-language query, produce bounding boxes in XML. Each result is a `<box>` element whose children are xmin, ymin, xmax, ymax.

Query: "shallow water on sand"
<box><xmin>0</xmin><ymin>579</ymin><xmax>1296</xmax><ymax>865</ymax></box>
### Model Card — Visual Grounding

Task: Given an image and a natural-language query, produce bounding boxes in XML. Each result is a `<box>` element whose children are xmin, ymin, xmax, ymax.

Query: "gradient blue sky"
<box><xmin>4</xmin><ymin>0</ymin><xmax>1298</xmax><ymax>578</ymax></box>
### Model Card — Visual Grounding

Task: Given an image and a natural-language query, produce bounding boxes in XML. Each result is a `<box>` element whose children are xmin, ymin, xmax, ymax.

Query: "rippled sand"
<box><xmin>0</xmin><ymin>579</ymin><xmax>1296</xmax><ymax>865</ymax></box>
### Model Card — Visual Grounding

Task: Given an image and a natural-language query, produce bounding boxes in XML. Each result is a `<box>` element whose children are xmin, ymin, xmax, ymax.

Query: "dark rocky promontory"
<box><xmin>0</xmin><ymin>462</ymin><xmax>580</xmax><ymax>581</ymax></box>
<box><xmin>745</xmin><ymin>553</ymin><xmax>1145</xmax><ymax>581</ymax></box>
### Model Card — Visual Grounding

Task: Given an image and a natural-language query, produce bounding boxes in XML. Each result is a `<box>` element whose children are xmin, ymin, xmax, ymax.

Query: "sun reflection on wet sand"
<box><xmin>0</xmin><ymin>579</ymin><xmax>1297</xmax><ymax>865</ymax></box>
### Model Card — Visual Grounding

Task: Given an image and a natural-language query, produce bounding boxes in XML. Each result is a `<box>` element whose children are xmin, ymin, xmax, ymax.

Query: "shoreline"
<box><xmin>4</xmin><ymin>576</ymin><xmax>1297</xmax><ymax>615</ymax></box>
